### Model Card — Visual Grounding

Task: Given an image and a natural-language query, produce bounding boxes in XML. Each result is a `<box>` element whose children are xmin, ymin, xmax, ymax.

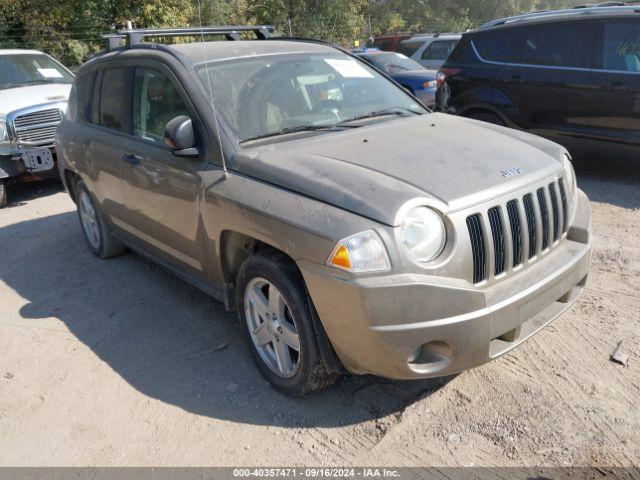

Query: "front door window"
<box><xmin>133</xmin><ymin>67</ymin><xmax>190</xmax><ymax>144</ymax></box>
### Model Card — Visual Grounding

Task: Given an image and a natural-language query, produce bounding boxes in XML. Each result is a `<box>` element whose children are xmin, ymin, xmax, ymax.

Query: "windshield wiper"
<box><xmin>240</xmin><ymin>124</ymin><xmax>359</xmax><ymax>143</ymax></box>
<box><xmin>338</xmin><ymin>106</ymin><xmax>423</xmax><ymax>125</ymax></box>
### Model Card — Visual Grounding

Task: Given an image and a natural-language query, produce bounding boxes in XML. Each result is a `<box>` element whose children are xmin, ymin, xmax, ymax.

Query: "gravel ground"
<box><xmin>0</xmin><ymin>166</ymin><xmax>638</xmax><ymax>467</ymax></box>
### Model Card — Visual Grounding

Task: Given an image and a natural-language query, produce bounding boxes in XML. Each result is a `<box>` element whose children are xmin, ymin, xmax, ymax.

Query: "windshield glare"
<box><xmin>196</xmin><ymin>53</ymin><xmax>426</xmax><ymax>143</ymax></box>
<box><xmin>366</xmin><ymin>52</ymin><xmax>425</xmax><ymax>73</ymax></box>
<box><xmin>0</xmin><ymin>54</ymin><xmax>73</xmax><ymax>90</ymax></box>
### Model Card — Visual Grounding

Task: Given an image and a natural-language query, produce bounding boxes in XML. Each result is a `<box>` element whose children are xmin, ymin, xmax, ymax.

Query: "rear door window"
<box><xmin>421</xmin><ymin>40</ymin><xmax>458</xmax><ymax>61</ymax></box>
<box><xmin>473</xmin><ymin>31</ymin><xmax>521</xmax><ymax>63</ymax></box>
<box><xmin>98</xmin><ymin>67</ymin><xmax>128</xmax><ymax>131</ymax></box>
<box><xmin>515</xmin><ymin>22</ymin><xmax>594</xmax><ymax>68</ymax></box>
<box><xmin>601</xmin><ymin>21</ymin><xmax>640</xmax><ymax>72</ymax></box>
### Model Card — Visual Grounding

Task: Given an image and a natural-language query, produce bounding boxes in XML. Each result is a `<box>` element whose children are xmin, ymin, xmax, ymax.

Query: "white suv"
<box><xmin>396</xmin><ymin>34</ymin><xmax>461</xmax><ymax>69</ymax></box>
<box><xmin>0</xmin><ymin>49</ymin><xmax>73</xmax><ymax>207</ymax></box>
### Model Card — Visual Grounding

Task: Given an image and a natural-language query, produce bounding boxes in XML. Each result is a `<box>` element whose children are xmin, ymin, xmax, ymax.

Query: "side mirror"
<box><xmin>164</xmin><ymin>115</ymin><xmax>199</xmax><ymax>157</ymax></box>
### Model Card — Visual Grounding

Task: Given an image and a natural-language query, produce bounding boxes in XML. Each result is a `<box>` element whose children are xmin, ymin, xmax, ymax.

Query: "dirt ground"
<box><xmin>0</xmin><ymin>165</ymin><xmax>638</xmax><ymax>467</ymax></box>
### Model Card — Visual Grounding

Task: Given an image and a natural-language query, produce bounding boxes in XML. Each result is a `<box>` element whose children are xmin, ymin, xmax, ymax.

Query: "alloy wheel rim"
<box><xmin>78</xmin><ymin>191</ymin><xmax>101</xmax><ymax>250</ymax></box>
<box><xmin>244</xmin><ymin>277</ymin><xmax>301</xmax><ymax>378</ymax></box>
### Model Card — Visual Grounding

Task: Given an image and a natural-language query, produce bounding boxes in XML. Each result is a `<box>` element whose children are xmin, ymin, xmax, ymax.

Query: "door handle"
<box><xmin>121</xmin><ymin>153</ymin><xmax>141</xmax><ymax>165</ymax></box>
<box><xmin>508</xmin><ymin>75</ymin><xmax>525</xmax><ymax>83</ymax></box>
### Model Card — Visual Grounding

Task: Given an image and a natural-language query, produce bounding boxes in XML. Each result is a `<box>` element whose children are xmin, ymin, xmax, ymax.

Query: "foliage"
<box><xmin>0</xmin><ymin>0</ymin><xmax>587</xmax><ymax>67</ymax></box>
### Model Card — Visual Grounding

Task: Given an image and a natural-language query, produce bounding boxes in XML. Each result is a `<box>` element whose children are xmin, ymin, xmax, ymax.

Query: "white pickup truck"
<box><xmin>0</xmin><ymin>49</ymin><xmax>74</xmax><ymax>207</ymax></box>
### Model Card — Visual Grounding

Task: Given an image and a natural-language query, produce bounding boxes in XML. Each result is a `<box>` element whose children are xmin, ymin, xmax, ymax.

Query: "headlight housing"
<box><xmin>326</xmin><ymin>230</ymin><xmax>391</xmax><ymax>273</ymax></box>
<box><xmin>562</xmin><ymin>153</ymin><xmax>577</xmax><ymax>195</ymax></box>
<box><xmin>400</xmin><ymin>206</ymin><xmax>446</xmax><ymax>262</ymax></box>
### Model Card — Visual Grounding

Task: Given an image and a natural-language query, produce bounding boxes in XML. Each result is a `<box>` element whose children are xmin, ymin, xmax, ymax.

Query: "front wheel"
<box><xmin>236</xmin><ymin>250</ymin><xmax>336</xmax><ymax>397</ymax></box>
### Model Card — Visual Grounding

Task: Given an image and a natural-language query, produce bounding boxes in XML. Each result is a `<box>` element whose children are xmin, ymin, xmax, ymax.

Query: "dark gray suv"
<box><xmin>57</xmin><ymin>27</ymin><xmax>591</xmax><ymax>397</ymax></box>
<box><xmin>437</xmin><ymin>5</ymin><xmax>640</xmax><ymax>163</ymax></box>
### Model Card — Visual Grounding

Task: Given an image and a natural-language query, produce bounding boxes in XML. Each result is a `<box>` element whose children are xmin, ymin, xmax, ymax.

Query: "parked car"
<box><xmin>436</xmin><ymin>5</ymin><xmax>640</xmax><ymax>162</ymax></box>
<box><xmin>397</xmin><ymin>34</ymin><xmax>461</xmax><ymax>69</ymax></box>
<box><xmin>354</xmin><ymin>50</ymin><xmax>438</xmax><ymax>107</ymax></box>
<box><xmin>365</xmin><ymin>34</ymin><xmax>413</xmax><ymax>52</ymax></box>
<box><xmin>57</xmin><ymin>26</ymin><xmax>591</xmax><ymax>397</ymax></box>
<box><xmin>0</xmin><ymin>49</ymin><xmax>73</xmax><ymax>207</ymax></box>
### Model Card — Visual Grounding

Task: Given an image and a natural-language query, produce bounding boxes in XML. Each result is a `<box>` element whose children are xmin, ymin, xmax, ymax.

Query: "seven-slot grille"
<box><xmin>466</xmin><ymin>178</ymin><xmax>569</xmax><ymax>284</ymax></box>
<box><xmin>11</xmin><ymin>109</ymin><xmax>62</xmax><ymax>146</ymax></box>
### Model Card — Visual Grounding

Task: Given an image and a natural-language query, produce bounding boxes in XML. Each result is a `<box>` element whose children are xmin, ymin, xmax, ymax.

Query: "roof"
<box><xmin>480</xmin><ymin>5</ymin><xmax>640</xmax><ymax>29</ymax></box>
<box><xmin>168</xmin><ymin>40</ymin><xmax>339</xmax><ymax>64</ymax></box>
<box><xmin>0</xmin><ymin>49</ymin><xmax>46</xmax><ymax>56</ymax></box>
<box><xmin>399</xmin><ymin>34</ymin><xmax>462</xmax><ymax>43</ymax></box>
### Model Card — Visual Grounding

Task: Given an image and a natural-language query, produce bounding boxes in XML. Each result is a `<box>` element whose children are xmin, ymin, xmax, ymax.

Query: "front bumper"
<box><xmin>0</xmin><ymin>145</ymin><xmax>57</xmax><ymax>180</ymax></box>
<box><xmin>300</xmin><ymin>190</ymin><xmax>591</xmax><ymax>380</ymax></box>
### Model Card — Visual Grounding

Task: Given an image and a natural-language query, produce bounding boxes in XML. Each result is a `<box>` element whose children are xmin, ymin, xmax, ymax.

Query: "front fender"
<box><xmin>198</xmin><ymin>168</ymin><xmax>380</xmax><ymax>287</ymax></box>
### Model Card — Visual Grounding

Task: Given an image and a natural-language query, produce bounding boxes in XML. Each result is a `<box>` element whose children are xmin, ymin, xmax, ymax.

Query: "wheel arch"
<box><xmin>219</xmin><ymin>229</ymin><xmax>344</xmax><ymax>374</ymax></box>
<box><xmin>63</xmin><ymin>168</ymin><xmax>81</xmax><ymax>204</ymax></box>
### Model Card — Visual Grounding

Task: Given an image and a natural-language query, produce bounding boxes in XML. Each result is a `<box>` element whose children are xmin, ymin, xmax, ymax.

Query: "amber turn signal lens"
<box><xmin>329</xmin><ymin>244</ymin><xmax>351</xmax><ymax>270</ymax></box>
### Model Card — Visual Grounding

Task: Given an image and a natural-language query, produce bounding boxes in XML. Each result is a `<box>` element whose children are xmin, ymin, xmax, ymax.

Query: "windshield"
<box><xmin>365</xmin><ymin>52</ymin><xmax>425</xmax><ymax>73</ymax></box>
<box><xmin>0</xmin><ymin>54</ymin><xmax>73</xmax><ymax>90</ymax></box>
<box><xmin>196</xmin><ymin>52</ymin><xmax>426</xmax><ymax>143</ymax></box>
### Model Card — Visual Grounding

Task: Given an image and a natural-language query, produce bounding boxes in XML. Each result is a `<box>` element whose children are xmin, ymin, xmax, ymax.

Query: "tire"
<box><xmin>0</xmin><ymin>180</ymin><xmax>7</xmax><ymax>209</ymax></box>
<box><xmin>75</xmin><ymin>180</ymin><xmax>126</xmax><ymax>259</ymax></box>
<box><xmin>236</xmin><ymin>250</ymin><xmax>336</xmax><ymax>397</ymax></box>
<box><xmin>468</xmin><ymin>111</ymin><xmax>507</xmax><ymax>126</ymax></box>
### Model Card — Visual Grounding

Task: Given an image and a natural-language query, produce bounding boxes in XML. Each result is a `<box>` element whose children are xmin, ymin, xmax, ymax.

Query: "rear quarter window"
<box><xmin>472</xmin><ymin>31</ymin><xmax>522</xmax><ymax>63</ymax></box>
<box><xmin>397</xmin><ymin>40</ymin><xmax>424</xmax><ymax>57</ymax></box>
<box><xmin>421</xmin><ymin>40</ymin><xmax>458</xmax><ymax>61</ymax></box>
<box><xmin>444</xmin><ymin>39</ymin><xmax>474</xmax><ymax>64</ymax></box>
<box><xmin>74</xmin><ymin>71</ymin><xmax>95</xmax><ymax>123</ymax></box>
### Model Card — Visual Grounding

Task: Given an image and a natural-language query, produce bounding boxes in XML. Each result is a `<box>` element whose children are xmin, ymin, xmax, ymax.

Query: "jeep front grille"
<box><xmin>12</xmin><ymin>109</ymin><xmax>62</xmax><ymax>146</ymax></box>
<box><xmin>488</xmin><ymin>207</ymin><xmax>506</xmax><ymax>276</ymax></box>
<box><xmin>466</xmin><ymin>178</ymin><xmax>569</xmax><ymax>284</ymax></box>
<box><xmin>523</xmin><ymin>193</ymin><xmax>537</xmax><ymax>259</ymax></box>
<box><xmin>506</xmin><ymin>200</ymin><xmax>522</xmax><ymax>267</ymax></box>
<box><xmin>466</xmin><ymin>214</ymin><xmax>486</xmax><ymax>284</ymax></box>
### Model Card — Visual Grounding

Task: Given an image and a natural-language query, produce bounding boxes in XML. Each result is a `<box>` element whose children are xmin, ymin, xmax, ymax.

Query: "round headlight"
<box><xmin>400</xmin><ymin>206</ymin><xmax>446</xmax><ymax>262</ymax></box>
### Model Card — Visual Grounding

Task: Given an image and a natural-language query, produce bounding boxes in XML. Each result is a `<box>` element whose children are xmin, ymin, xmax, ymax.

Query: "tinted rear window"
<box><xmin>515</xmin><ymin>23</ymin><xmax>594</xmax><ymax>68</ymax></box>
<box><xmin>397</xmin><ymin>40</ymin><xmax>424</xmax><ymax>57</ymax></box>
<box><xmin>473</xmin><ymin>31</ymin><xmax>521</xmax><ymax>63</ymax></box>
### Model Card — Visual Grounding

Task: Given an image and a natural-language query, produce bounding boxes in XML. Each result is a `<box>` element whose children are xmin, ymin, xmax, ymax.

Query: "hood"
<box><xmin>0</xmin><ymin>83</ymin><xmax>71</xmax><ymax>117</ymax></box>
<box><xmin>234</xmin><ymin>113</ymin><xmax>565</xmax><ymax>226</ymax></box>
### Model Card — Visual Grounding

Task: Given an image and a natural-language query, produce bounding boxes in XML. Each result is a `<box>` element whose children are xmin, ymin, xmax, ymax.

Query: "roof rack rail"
<box><xmin>479</xmin><ymin>4</ymin><xmax>640</xmax><ymax>28</ymax></box>
<box><xmin>103</xmin><ymin>25</ymin><xmax>275</xmax><ymax>51</ymax></box>
<box><xmin>573</xmin><ymin>1</ymin><xmax>628</xmax><ymax>7</ymax></box>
